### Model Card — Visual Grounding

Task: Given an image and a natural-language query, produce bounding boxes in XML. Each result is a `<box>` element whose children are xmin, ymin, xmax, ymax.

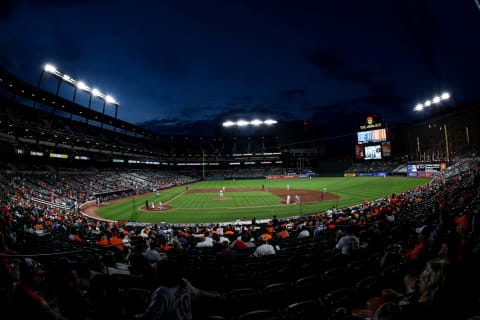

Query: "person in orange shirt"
<box><xmin>261</xmin><ymin>233</ymin><xmax>272</xmax><ymax>240</ymax></box>
<box><xmin>109</xmin><ymin>234</ymin><xmax>124</xmax><ymax>252</ymax></box>
<box><xmin>96</xmin><ymin>234</ymin><xmax>109</xmax><ymax>246</ymax></box>
<box><xmin>276</xmin><ymin>227</ymin><xmax>290</xmax><ymax>239</ymax></box>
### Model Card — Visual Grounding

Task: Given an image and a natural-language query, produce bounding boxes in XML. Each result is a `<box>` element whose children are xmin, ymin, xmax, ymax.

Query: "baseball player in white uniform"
<box><xmin>286</xmin><ymin>195</ymin><xmax>291</xmax><ymax>205</ymax></box>
<box><xmin>220</xmin><ymin>190</ymin><xmax>224</xmax><ymax>198</ymax></box>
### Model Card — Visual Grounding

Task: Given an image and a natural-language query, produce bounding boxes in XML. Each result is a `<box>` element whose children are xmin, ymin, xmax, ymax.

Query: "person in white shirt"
<box><xmin>219</xmin><ymin>190</ymin><xmax>224</xmax><ymax>198</ymax></box>
<box><xmin>138</xmin><ymin>261</ymin><xmax>222</xmax><ymax>320</ymax></box>
<box><xmin>218</xmin><ymin>236</ymin><xmax>230</xmax><ymax>244</ymax></box>
<box><xmin>195</xmin><ymin>236</ymin><xmax>214</xmax><ymax>248</ymax></box>
<box><xmin>286</xmin><ymin>184</ymin><xmax>290</xmax><ymax>191</ymax></box>
<box><xmin>335</xmin><ymin>227</ymin><xmax>360</xmax><ymax>256</ymax></box>
<box><xmin>253</xmin><ymin>237</ymin><xmax>276</xmax><ymax>257</ymax></box>
<box><xmin>297</xmin><ymin>226</ymin><xmax>310</xmax><ymax>239</ymax></box>
<box><xmin>286</xmin><ymin>195</ymin><xmax>291</xmax><ymax>205</ymax></box>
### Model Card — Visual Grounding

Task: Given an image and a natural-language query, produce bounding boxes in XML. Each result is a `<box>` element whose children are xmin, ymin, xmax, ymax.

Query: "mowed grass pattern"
<box><xmin>95</xmin><ymin>177</ymin><xmax>431</xmax><ymax>223</ymax></box>
<box><xmin>168</xmin><ymin>191</ymin><xmax>283</xmax><ymax>208</ymax></box>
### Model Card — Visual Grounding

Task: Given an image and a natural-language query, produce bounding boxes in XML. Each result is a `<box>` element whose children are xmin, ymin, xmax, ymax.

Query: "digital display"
<box><xmin>357</xmin><ymin>128</ymin><xmax>387</xmax><ymax>143</ymax></box>
<box><xmin>382</xmin><ymin>142</ymin><xmax>391</xmax><ymax>157</ymax></box>
<box><xmin>50</xmin><ymin>153</ymin><xmax>68</xmax><ymax>159</ymax></box>
<box><xmin>365</xmin><ymin>145</ymin><xmax>382</xmax><ymax>160</ymax></box>
<box><xmin>355</xmin><ymin>144</ymin><xmax>364</xmax><ymax>159</ymax></box>
<box><xmin>357</xmin><ymin>131</ymin><xmax>372</xmax><ymax>143</ymax></box>
<box><xmin>30</xmin><ymin>151</ymin><xmax>44</xmax><ymax>157</ymax></box>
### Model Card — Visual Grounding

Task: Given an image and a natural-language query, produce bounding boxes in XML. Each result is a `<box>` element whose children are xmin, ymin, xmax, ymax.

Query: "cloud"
<box><xmin>305</xmin><ymin>50</ymin><xmax>376</xmax><ymax>84</ymax></box>
<box><xmin>393</xmin><ymin>1</ymin><xmax>451</xmax><ymax>79</ymax></box>
<box><xmin>138</xmin><ymin>100</ymin><xmax>302</xmax><ymax>136</ymax></box>
<box><xmin>138</xmin><ymin>118</ymin><xmax>216</xmax><ymax>136</ymax></box>
<box><xmin>279</xmin><ymin>89</ymin><xmax>306</xmax><ymax>101</ymax></box>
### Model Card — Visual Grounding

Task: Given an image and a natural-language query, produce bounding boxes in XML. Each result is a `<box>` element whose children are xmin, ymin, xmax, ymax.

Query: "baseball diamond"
<box><xmin>84</xmin><ymin>177</ymin><xmax>431</xmax><ymax>223</ymax></box>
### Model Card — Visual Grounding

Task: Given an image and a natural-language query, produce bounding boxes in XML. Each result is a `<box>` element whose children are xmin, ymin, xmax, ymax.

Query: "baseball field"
<box><xmin>87</xmin><ymin>177</ymin><xmax>431</xmax><ymax>223</ymax></box>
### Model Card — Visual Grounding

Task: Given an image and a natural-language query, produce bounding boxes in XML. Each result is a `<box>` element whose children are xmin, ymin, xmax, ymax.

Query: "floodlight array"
<box><xmin>414</xmin><ymin>92</ymin><xmax>450</xmax><ymax>111</ymax></box>
<box><xmin>43</xmin><ymin>64</ymin><xmax>118</xmax><ymax>105</ymax></box>
<box><xmin>222</xmin><ymin>119</ymin><xmax>278</xmax><ymax>127</ymax></box>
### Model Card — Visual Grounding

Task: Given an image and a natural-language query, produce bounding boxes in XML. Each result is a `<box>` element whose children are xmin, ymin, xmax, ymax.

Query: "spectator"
<box><xmin>12</xmin><ymin>258</ymin><xmax>64</xmax><ymax>320</ymax></box>
<box><xmin>297</xmin><ymin>225</ymin><xmax>310</xmax><ymax>239</ymax></box>
<box><xmin>136</xmin><ymin>261</ymin><xmax>222</xmax><ymax>319</ymax></box>
<box><xmin>253</xmin><ymin>236</ymin><xmax>276</xmax><ymax>257</ymax></box>
<box><xmin>334</xmin><ymin>226</ymin><xmax>359</xmax><ymax>256</ymax></box>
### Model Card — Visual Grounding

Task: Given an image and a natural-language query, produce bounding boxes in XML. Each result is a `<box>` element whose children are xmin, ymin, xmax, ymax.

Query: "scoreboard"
<box><xmin>355</xmin><ymin>115</ymin><xmax>390</xmax><ymax>160</ymax></box>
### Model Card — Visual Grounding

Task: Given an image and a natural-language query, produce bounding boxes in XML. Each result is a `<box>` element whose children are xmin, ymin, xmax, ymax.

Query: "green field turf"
<box><xmin>167</xmin><ymin>191</ymin><xmax>283</xmax><ymax>208</ymax></box>
<box><xmin>95</xmin><ymin>177</ymin><xmax>431</xmax><ymax>223</ymax></box>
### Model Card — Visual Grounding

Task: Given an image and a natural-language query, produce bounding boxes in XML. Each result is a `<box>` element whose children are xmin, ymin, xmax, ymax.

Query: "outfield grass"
<box><xmin>95</xmin><ymin>177</ymin><xmax>431</xmax><ymax>223</ymax></box>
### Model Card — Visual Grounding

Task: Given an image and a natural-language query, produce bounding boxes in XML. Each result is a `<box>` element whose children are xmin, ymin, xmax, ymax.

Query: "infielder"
<box><xmin>159</xmin><ymin>201</ymin><xmax>163</xmax><ymax>210</ymax></box>
<box><xmin>220</xmin><ymin>190</ymin><xmax>224</xmax><ymax>198</ymax></box>
<box><xmin>286</xmin><ymin>195</ymin><xmax>291</xmax><ymax>205</ymax></box>
<box><xmin>287</xmin><ymin>184</ymin><xmax>290</xmax><ymax>191</ymax></box>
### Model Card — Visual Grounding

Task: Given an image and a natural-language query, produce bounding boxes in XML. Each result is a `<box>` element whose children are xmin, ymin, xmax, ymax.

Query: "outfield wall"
<box><xmin>344</xmin><ymin>172</ymin><xmax>388</xmax><ymax>177</ymax></box>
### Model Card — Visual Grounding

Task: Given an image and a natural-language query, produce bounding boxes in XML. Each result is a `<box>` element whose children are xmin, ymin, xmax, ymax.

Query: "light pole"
<box><xmin>38</xmin><ymin>63</ymin><xmax>119</xmax><ymax>124</ymax></box>
<box><xmin>414</xmin><ymin>92</ymin><xmax>452</xmax><ymax>162</ymax></box>
<box><xmin>443</xmin><ymin>124</ymin><xmax>449</xmax><ymax>162</ymax></box>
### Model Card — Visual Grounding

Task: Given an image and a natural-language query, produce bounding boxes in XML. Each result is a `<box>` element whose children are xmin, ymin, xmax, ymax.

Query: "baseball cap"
<box><xmin>24</xmin><ymin>258</ymin><xmax>46</xmax><ymax>275</ymax></box>
<box><xmin>415</xmin><ymin>225</ymin><xmax>430</xmax><ymax>235</ymax></box>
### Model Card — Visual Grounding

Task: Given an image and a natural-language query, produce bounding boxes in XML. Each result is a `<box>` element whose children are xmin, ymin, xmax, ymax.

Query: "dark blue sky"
<box><xmin>1</xmin><ymin>0</ymin><xmax>479</xmax><ymax>136</ymax></box>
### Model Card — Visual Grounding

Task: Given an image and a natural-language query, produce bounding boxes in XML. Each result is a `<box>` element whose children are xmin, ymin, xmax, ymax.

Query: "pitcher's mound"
<box><xmin>212</xmin><ymin>197</ymin><xmax>232</xmax><ymax>200</ymax></box>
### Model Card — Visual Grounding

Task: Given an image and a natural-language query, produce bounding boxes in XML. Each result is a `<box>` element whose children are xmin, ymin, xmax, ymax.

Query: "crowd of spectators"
<box><xmin>205</xmin><ymin>167</ymin><xmax>285</xmax><ymax>178</ymax></box>
<box><xmin>0</xmin><ymin>170</ymin><xmax>195</xmax><ymax>210</ymax></box>
<box><xmin>0</xmin><ymin>160</ymin><xmax>479</xmax><ymax>319</ymax></box>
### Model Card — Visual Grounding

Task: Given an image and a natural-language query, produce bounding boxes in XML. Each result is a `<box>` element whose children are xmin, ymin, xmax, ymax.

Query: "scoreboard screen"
<box><xmin>365</xmin><ymin>145</ymin><xmax>382</xmax><ymax>160</ymax></box>
<box><xmin>357</xmin><ymin>128</ymin><xmax>386</xmax><ymax>143</ymax></box>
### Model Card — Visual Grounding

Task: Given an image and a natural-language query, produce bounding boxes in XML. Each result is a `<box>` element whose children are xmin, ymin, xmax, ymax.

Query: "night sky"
<box><xmin>1</xmin><ymin>0</ymin><xmax>479</xmax><ymax>136</ymax></box>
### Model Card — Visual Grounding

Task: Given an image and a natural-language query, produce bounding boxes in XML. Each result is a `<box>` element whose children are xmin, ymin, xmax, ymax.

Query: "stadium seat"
<box><xmin>322</xmin><ymin>287</ymin><xmax>355</xmax><ymax>311</ymax></box>
<box><xmin>354</xmin><ymin>275</ymin><xmax>379</xmax><ymax>298</ymax></box>
<box><xmin>284</xmin><ymin>300</ymin><xmax>321</xmax><ymax>319</ymax></box>
<box><xmin>262</xmin><ymin>282</ymin><xmax>293</xmax><ymax>310</ymax></box>
<box><xmin>237</xmin><ymin>309</ymin><xmax>281</xmax><ymax>320</ymax></box>
<box><xmin>293</xmin><ymin>275</ymin><xmax>324</xmax><ymax>300</ymax></box>
<box><xmin>120</xmin><ymin>288</ymin><xmax>151</xmax><ymax>317</ymax></box>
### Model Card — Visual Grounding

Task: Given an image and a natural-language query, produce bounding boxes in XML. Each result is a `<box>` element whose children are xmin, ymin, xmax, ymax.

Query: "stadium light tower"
<box><xmin>37</xmin><ymin>63</ymin><xmax>120</xmax><ymax>120</ymax></box>
<box><xmin>264</xmin><ymin>119</ymin><xmax>278</xmax><ymax>125</ymax></box>
<box><xmin>414</xmin><ymin>91</ymin><xmax>452</xmax><ymax>162</ymax></box>
<box><xmin>222</xmin><ymin>119</ymin><xmax>278</xmax><ymax>127</ymax></box>
<box><xmin>413</xmin><ymin>92</ymin><xmax>451</xmax><ymax>112</ymax></box>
